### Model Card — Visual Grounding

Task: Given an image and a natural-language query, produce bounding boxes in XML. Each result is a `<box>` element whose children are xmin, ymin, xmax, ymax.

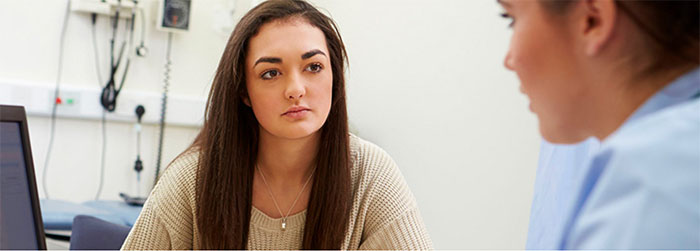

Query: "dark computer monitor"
<box><xmin>0</xmin><ymin>105</ymin><xmax>47</xmax><ymax>250</ymax></box>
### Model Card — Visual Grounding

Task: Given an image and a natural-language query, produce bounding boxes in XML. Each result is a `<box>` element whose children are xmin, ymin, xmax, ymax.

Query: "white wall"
<box><xmin>0</xmin><ymin>0</ymin><xmax>540</xmax><ymax>249</ymax></box>
<box><xmin>312</xmin><ymin>1</ymin><xmax>540</xmax><ymax>248</ymax></box>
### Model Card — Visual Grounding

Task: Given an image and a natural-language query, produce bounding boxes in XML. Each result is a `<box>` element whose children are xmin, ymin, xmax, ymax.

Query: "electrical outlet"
<box><xmin>56</xmin><ymin>90</ymin><xmax>82</xmax><ymax>116</ymax></box>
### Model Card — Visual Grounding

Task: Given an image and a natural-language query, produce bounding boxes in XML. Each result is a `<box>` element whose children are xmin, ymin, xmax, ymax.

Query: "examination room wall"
<box><xmin>0</xmin><ymin>0</ymin><xmax>540</xmax><ymax>249</ymax></box>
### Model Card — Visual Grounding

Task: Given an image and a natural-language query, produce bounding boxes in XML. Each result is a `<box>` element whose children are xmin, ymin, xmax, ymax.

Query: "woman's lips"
<box><xmin>282</xmin><ymin>108</ymin><xmax>311</xmax><ymax>119</ymax></box>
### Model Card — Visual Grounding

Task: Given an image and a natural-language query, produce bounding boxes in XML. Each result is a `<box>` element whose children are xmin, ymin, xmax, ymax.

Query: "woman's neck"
<box><xmin>588</xmin><ymin>65</ymin><xmax>693</xmax><ymax>141</ymax></box>
<box><xmin>257</xmin><ymin>129</ymin><xmax>320</xmax><ymax>185</ymax></box>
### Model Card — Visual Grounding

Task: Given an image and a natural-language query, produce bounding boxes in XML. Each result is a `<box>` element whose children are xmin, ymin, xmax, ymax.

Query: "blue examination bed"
<box><xmin>40</xmin><ymin>199</ymin><xmax>142</xmax><ymax>231</ymax></box>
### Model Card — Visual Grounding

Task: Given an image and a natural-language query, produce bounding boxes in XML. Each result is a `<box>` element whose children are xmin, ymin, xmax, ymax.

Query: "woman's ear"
<box><xmin>579</xmin><ymin>0</ymin><xmax>617</xmax><ymax>56</ymax></box>
<box><xmin>242</xmin><ymin>95</ymin><xmax>251</xmax><ymax>107</ymax></box>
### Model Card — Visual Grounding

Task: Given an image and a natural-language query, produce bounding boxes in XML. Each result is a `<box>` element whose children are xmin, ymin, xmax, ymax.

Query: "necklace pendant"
<box><xmin>281</xmin><ymin>219</ymin><xmax>287</xmax><ymax>231</ymax></box>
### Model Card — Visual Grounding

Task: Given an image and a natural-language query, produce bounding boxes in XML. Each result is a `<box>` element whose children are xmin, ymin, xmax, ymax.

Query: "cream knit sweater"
<box><xmin>121</xmin><ymin>134</ymin><xmax>433</xmax><ymax>250</ymax></box>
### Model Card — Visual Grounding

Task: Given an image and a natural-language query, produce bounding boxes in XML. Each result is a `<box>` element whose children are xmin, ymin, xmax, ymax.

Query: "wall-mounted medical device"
<box><xmin>71</xmin><ymin>0</ymin><xmax>140</xmax><ymax>17</ymax></box>
<box><xmin>156</xmin><ymin>0</ymin><xmax>191</xmax><ymax>33</ymax></box>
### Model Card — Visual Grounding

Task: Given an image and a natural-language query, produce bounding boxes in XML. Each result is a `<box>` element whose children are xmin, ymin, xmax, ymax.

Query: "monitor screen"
<box><xmin>0</xmin><ymin>121</ymin><xmax>39</xmax><ymax>249</ymax></box>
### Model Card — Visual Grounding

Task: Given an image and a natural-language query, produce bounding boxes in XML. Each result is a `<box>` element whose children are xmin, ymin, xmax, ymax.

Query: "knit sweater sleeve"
<box><xmin>121</xmin><ymin>152</ymin><xmax>198</xmax><ymax>250</ymax></box>
<box><xmin>354</xmin><ymin>139</ymin><xmax>433</xmax><ymax>250</ymax></box>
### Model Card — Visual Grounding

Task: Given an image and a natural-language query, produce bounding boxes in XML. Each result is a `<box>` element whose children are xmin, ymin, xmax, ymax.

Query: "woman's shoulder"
<box><xmin>348</xmin><ymin>134</ymin><xmax>407</xmax><ymax>192</ymax></box>
<box><xmin>348</xmin><ymin>133</ymin><xmax>415</xmax><ymax>206</ymax></box>
<box><xmin>150</xmin><ymin>148</ymin><xmax>200</xmax><ymax>201</ymax></box>
<box><xmin>347</xmin><ymin>134</ymin><xmax>423</xmax><ymax>238</ymax></box>
<box><xmin>597</xmin><ymin>99</ymin><xmax>700</xmax><ymax>188</ymax></box>
<box><xmin>349</xmin><ymin>133</ymin><xmax>397</xmax><ymax>171</ymax></box>
<box><xmin>165</xmin><ymin>148</ymin><xmax>200</xmax><ymax>178</ymax></box>
<box><xmin>604</xmin><ymin>99</ymin><xmax>699</xmax><ymax>161</ymax></box>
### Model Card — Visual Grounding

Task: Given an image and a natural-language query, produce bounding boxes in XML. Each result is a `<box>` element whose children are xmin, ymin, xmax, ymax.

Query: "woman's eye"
<box><xmin>305</xmin><ymin>63</ymin><xmax>323</xmax><ymax>73</ymax></box>
<box><xmin>500</xmin><ymin>12</ymin><xmax>515</xmax><ymax>28</ymax></box>
<box><xmin>261</xmin><ymin>70</ymin><xmax>280</xmax><ymax>80</ymax></box>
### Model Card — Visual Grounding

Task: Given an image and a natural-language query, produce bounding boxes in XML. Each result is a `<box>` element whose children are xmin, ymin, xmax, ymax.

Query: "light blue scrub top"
<box><xmin>559</xmin><ymin>68</ymin><xmax>700</xmax><ymax>249</ymax></box>
<box><xmin>526</xmin><ymin>138</ymin><xmax>600</xmax><ymax>250</ymax></box>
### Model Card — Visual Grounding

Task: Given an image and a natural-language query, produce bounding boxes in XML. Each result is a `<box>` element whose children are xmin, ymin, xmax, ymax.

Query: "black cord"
<box><xmin>110</xmin><ymin>1</ymin><xmax>120</xmax><ymax>68</ymax></box>
<box><xmin>128</xmin><ymin>5</ymin><xmax>136</xmax><ymax>50</ymax></box>
<box><xmin>118</xmin><ymin>4</ymin><xmax>138</xmax><ymax>87</ymax></box>
<box><xmin>95</xmin><ymin>111</ymin><xmax>107</xmax><ymax>200</ymax></box>
<box><xmin>135</xmin><ymin>105</ymin><xmax>145</xmax><ymax>196</ymax></box>
<box><xmin>154</xmin><ymin>32</ymin><xmax>173</xmax><ymax>185</ymax></box>
<box><xmin>101</xmin><ymin>0</ymin><xmax>123</xmax><ymax>112</ymax></box>
<box><xmin>112</xmin><ymin>0</ymin><xmax>120</xmax><ymax>66</ymax></box>
<box><xmin>92</xmin><ymin>13</ymin><xmax>107</xmax><ymax>200</ymax></box>
<box><xmin>101</xmin><ymin>0</ymin><xmax>137</xmax><ymax>112</ymax></box>
<box><xmin>100</xmin><ymin>2</ymin><xmax>120</xmax><ymax>112</ymax></box>
<box><xmin>94</xmin><ymin>1</ymin><xmax>138</xmax><ymax>199</ymax></box>
<box><xmin>92</xmin><ymin>14</ymin><xmax>109</xmax><ymax>200</ymax></box>
<box><xmin>117</xmin><ymin>8</ymin><xmax>135</xmax><ymax>91</ymax></box>
<box><xmin>91</xmin><ymin>14</ymin><xmax>104</xmax><ymax>86</ymax></box>
<box><xmin>42</xmin><ymin>0</ymin><xmax>71</xmax><ymax>199</ymax></box>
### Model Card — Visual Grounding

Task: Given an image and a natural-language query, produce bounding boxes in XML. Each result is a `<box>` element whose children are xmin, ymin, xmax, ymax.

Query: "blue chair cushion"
<box><xmin>69</xmin><ymin>215</ymin><xmax>131</xmax><ymax>250</ymax></box>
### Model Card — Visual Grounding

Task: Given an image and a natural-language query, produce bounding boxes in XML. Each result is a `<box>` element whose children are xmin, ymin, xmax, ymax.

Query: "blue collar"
<box><xmin>626</xmin><ymin>67</ymin><xmax>700</xmax><ymax>123</ymax></box>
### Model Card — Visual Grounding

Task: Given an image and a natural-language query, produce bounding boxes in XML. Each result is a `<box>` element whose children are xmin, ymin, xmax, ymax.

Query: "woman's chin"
<box><xmin>268</xmin><ymin>126</ymin><xmax>323</xmax><ymax>140</ymax></box>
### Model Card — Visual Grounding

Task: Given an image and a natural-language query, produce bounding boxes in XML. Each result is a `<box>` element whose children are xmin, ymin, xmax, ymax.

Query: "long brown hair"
<box><xmin>541</xmin><ymin>0</ymin><xmax>699</xmax><ymax>71</ymax></box>
<box><xmin>191</xmin><ymin>0</ymin><xmax>351</xmax><ymax>249</ymax></box>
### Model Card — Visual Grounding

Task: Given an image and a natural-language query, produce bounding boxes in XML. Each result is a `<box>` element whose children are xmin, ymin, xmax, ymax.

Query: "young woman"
<box><xmin>121</xmin><ymin>0</ymin><xmax>432</xmax><ymax>249</ymax></box>
<box><xmin>498</xmin><ymin>0</ymin><xmax>699</xmax><ymax>249</ymax></box>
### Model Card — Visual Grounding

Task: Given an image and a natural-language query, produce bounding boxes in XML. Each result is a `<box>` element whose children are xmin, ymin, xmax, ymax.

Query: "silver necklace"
<box><xmin>256</xmin><ymin>164</ymin><xmax>316</xmax><ymax>231</ymax></box>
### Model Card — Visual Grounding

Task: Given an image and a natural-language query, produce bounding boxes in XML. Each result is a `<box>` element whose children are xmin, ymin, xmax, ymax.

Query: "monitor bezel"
<box><xmin>0</xmin><ymin>105</ymin><xmax>48</xmax><ymax>250</ymax></box>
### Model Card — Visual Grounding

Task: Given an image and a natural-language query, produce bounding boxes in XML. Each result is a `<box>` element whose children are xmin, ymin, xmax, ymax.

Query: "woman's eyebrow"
<box><xmin>301</xmin><ymin>49</ymin><xmax>326</xmax><ymax>60</ymax></box>
<box><xmin>254</xmin><ymin>57</ymin><xmax>282</xmax><ymax>66</ymax></box>
<box><xmin>254</xmin><ymin>50</ymin><xmax>325</xmax><ymax>66</ymax></box>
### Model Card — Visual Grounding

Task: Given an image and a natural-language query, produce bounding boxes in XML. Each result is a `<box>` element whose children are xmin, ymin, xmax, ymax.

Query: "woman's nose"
<box><xmin>285</xmin><ymin>76</ymin><xmax>305</xmax><ymax>100</ymax></box>
<box><xmin>504</xmin><ymin>50</ymin><xmax>515</xmax><ymax>71</ymax></box>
